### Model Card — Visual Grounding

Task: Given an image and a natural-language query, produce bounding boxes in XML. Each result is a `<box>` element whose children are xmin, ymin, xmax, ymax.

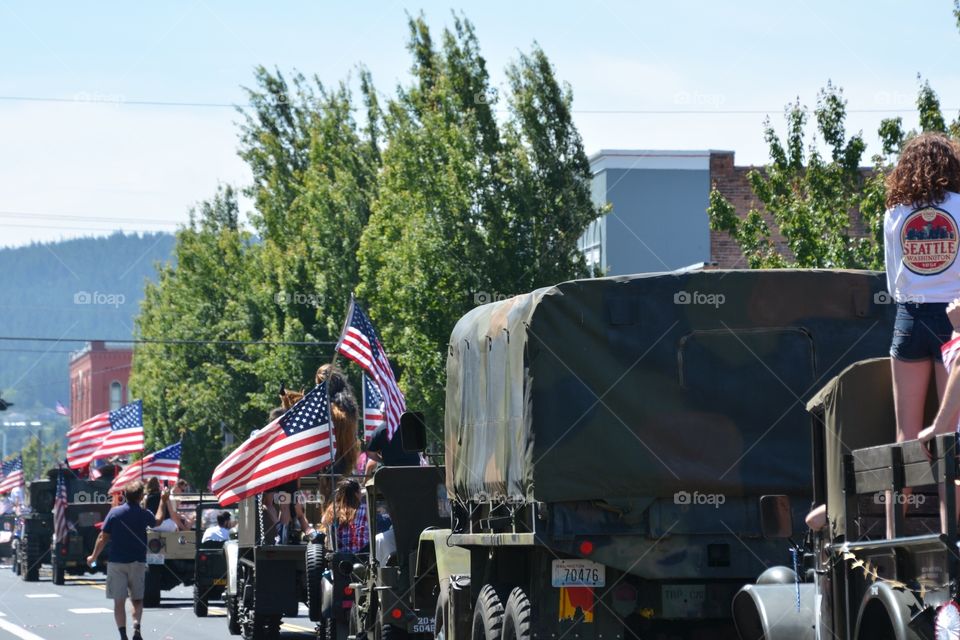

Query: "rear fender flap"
<box><xmin>853</xmin><ymin>581</ymin><xmax>925</xmax><ymax>640</ymax></box>
<box><xmin>732</xmin><ymin>583</ymin><xmax>816</xmax><ymax>640</ymax></box>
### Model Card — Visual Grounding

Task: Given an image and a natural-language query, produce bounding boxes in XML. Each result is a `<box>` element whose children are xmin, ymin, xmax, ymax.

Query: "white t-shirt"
<box><xmin>884</xmin><ymin>192</ymin><xmax>960</xmax><ymax>302</ymax></box>
<box><xmin>201</xmin><ymin>526</ymin><xmax>231</xmax><ymax>543</ymax></box>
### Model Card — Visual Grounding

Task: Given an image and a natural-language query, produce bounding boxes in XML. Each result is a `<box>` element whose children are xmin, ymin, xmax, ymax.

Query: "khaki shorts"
<box><xmin>106</xmin><ymin>561</ymin><xmax>146</xmax><ymax>600</ymax></box>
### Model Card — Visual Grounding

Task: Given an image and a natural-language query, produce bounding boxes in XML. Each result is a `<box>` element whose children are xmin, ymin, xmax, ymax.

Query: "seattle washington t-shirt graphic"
<box><xmin>900</xmin><ymin>206</ymin><xmax>959</xmax><ymax>275</ymax></box>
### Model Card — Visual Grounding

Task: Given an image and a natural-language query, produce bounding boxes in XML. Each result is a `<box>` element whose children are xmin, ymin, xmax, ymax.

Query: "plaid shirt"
<box><xmin>334</xmin><ymin>500</ymin><xmax>369</xmax><ymax>553</ymax></box>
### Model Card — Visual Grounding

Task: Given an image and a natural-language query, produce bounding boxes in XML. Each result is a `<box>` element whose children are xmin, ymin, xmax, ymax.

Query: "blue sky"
<box><xmin>3</xmin><ymin>1</ymin><xmax>960</xmax><ymax>246</ymax></box>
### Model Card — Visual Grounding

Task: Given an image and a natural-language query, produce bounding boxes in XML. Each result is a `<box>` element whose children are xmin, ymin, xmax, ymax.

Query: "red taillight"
<box><xmin>343</xmin><ymin>586</ymin><xmax>353</xmax><ymax>596</ymax></box>
<box><xmin>148</xmin><ymin>539</ymin><xmax>162</xmax><ymax>553</ymax></box>
<box><xmin>60</xmin><ymin>547</ymin><xmax>67</xmax><ymax>556</ymax></box>
<box><xmin>579</xmin><ymin>540</ymin><xmax>594</xmax><ymax>555</ymax></box>
<box><xmin>199</xmin><ymin>554</ymin><xmax>207</xmax><ymax>562</ymax></box>
<box><xmin>390</xmin><ymin>608</ymin><xmax>402</xmax><ymax>620</ymax></box>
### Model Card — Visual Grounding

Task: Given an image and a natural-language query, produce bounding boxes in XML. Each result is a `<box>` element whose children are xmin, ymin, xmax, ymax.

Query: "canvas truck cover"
<box><xmin>806</xmin><ymin>356</ymin><xmax>939</xmax><ymax>536</ymax></box>
<box><xmin>445</xmin><ymin>269</ymin><xmax>895</xmax><ymax>505</ymax></box>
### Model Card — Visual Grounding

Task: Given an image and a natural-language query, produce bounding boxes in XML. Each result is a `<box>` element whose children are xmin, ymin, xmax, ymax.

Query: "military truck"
<box><xmin>409</xmin><ymin>269</ymin><xmax>896</xmax><ymax>640</ymax></box>
<box><xmin>224</xmin><ymin>474</ymin><xmax>351</xmax><ymax>640</ymax></box>
<box><xmin>18</xmin><ymin>471</ymin><xmax>112</xmax><ymax>583</ymax></box>
<box><xmin>144</xmin><ymin>493</ymin><xmax>207</xmax><ymax>607</ymax></box>
<box><xmin>733</xmin><ymin>356</ymin><xmax>959</xmax><ymax>640</ymax></box>
<box><xmin>350</xmin><ymin>463</ymin><xmax>468</xmax><ymax>640</ymax></box>
<box><xmin>192</xmin><ymin>500</ymin><xmax>237</xmax><ymax>617</ymax></box>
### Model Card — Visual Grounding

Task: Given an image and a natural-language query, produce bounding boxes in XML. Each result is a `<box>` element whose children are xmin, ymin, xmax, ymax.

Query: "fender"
<box><xmin>853</xmin><ymin>581</ymin><xmax>926</xmax><ymax>640</ymax></box>
<box><xmin>223</xmin><ymin>540</ymin><xmax>238</xmax><ymax>597</ymax></box>
<box><xmin>732</xmin><ymin>582</ymin><xmax>816</xmax><ymax>640</ymax></box>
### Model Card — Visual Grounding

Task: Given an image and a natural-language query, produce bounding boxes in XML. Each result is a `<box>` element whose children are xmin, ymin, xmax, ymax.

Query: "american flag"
<box><xmin>362</xmin><ymin>374</ymin><xmax>385</xmax><ymax>443</ymax></box>
<box><xmin>109</xmin><ymin>442</ymin><xmax>182</xmax><ymax>494</ymax></box>
<box><xmin>54</xmin><ymin>470</ymin><xmax>68</xmax><ymax>543</ymax></box>
<box><xmin>0</xmin><ymin>456</ymin><xmax>24</xmax><ymax>494</ymax></box>
<box><xmin>55</xmin><ymin>401</ymin><xmax>69</xmax><ymax>417</ymax></box>
<box><xmin>944</xmin><ymin>336</ymin><xmax>960</xmax><ymax>373</ymax></box>
<box><xmin>66</xmin><ymin>400</ymin><xmax>144</xmax><ymax>470</ymax></box>
<box><xmin>211</xmin><ymin>382</ymin><xmax>336</xmax><ymax>506</ymax></box>
<box><xmin>337</xmin><ymin>299</ymin><xmax>405</xmax><ymax>440</ymax></box>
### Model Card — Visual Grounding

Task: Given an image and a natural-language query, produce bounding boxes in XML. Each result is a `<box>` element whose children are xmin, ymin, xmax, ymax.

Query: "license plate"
<box><xmin>551</xmin><ymin>559</ymin><xmax>605</xmax><ymax>587</ymax></box>
<box><xmin>212</xmin><ymin>578</ymin><xmax>226</xmax><ymax>586</ymax></box>
<box><xmin>146</xmin><ymin>553</ymin><xmax>165</xmax><ymax>565</ymax></box>
<box><xmin>412</xmin><ymin>617</ymin><xmax>434</xmax><ymax>634</ymax></box>
<box><xmin>661</xmin><ymin>584</ymin><xmax>705</xmax><ymax>618</ymax></box>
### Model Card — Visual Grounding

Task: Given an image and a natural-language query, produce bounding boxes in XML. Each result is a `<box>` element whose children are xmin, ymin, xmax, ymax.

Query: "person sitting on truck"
<box><xmin>201</xmin><ymin>511</ymin><xmax>234</xmax><ymax>543</ymax></box>
<box><xmin>321</xmin><ymin>478</ymin><xmax>368</xmax><ymax>554</ymax></box>
<box><xmin>364</xmin><ymin>424</ymin><xmax>422</xmax><ymax>475</ymax></box>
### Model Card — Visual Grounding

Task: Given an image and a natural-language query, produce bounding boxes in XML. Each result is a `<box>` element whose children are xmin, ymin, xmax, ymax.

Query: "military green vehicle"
<box><xmin>143</xmin><ymin>493</ymin><xmax>207</xmax><ymax>607</ymax></box>
<box><xmin>18</xmin><ymin>471</ymin><xmax>112</xmax><ymax>583</ymax></box>
<box><xmin>409</xmin><ymin>269</ymin><xmax>896</xmax><ymax>640</ymax></box>
<box><xmin>192</xmin><ymin>500</ymin><xmax>237</xmax><ymax>617</ymax></box>
<box><xmin>350</xmin><ymin>463</ymin><xmax>468</xmax><ymax>640</ymax></box>
<box><xmin>224</xmin><ymin>474</ymin><xmax>347</xmax><ymax>640</ymax></box>
<box><xmin>734</xmin><ymin>356</ymin><xmax>959</xmax><ymax>640</ymax></box>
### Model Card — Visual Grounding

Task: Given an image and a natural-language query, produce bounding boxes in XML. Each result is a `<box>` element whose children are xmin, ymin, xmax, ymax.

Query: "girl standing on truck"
<box><xmin>884</xmin><ymin>132</ymin><xmax>960</xmax><ymax>445</ymax></box>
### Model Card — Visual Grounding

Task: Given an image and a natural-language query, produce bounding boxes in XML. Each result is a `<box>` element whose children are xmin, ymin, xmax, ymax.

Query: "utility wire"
<box><xmin>0</xmin><ymin>94</ymin><xmax>948</xmax><ymax>116</ymax></box>
<box><xmin>0</xmin><ymin>335</ymin><xmax>339</xmax><ymax>347</ymax></box>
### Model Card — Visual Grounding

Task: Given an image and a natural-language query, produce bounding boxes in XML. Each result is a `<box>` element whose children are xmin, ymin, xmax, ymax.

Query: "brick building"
<box><xmin>68</xmin><ymin>341</ymin><xmax>133</xmax><ymax>425</ymax></box>
<box><xmin>579</xmin><ymin>149</ymin><xmax>779</xmax><ymax>274</ymax></box>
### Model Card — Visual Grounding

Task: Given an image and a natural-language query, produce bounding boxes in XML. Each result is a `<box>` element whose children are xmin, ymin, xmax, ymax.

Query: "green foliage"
<box><xmin>128</xmin><ymin>186</ymin><xmax>267</xmax><ymax>488</ymax></box>
<box><xmin>131</xmin><ymin>13</ymin><xmax>600</xmax><ymax>467</ymax></box>
<box><xmin>707</xmin><ymin>82</ymin><xmax>895</xmax><ymax>269</ymax></box>
<box><xmin>358</xmin><ymin>15</ymin><xmax>601</xmax><ymax>433</ymax></box>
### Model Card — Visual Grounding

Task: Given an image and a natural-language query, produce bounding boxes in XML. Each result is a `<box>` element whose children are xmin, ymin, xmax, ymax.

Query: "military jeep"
<box><xmin>144</xmin><ymin>493</ymin><xmax>205</xmax><ymax>607</ymax></box>
<box><xmin>192</xmin><ymin>500</ymin><xmax>237</xmax><ymax>617</ymax></box>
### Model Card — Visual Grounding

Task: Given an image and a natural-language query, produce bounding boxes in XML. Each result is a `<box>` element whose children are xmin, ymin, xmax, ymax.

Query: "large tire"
<box><xmin>501</xmin><ymin>589</ymin><xmax>532</xmax><ymax>640</ymax></box>
<box><xmin>471</xmin><ymin>585</ymin><xmax>504</xmax><ymax>640</ymax></box>
<box><xmin>226</xmin><ymin>594</ymin><xmax>242</xmax><ymax>635</ymax></box>
<box><xmin>10</xmin><ymin>542</ymin><xmax>19</xmax><ymax>575</ymax></box>
<box><xmin>193</xmin><ymin>583</ymin><xmax>209</xmax><ymax>617</ymax></box>
<box><xmin>22</xmin><ymin>543</ymin><xmax>39</xmax><ymax>582</ymax></box>
<box><xmin>306</xmin><ymin>543</ymin><xmax>324</xmax><ymax>621</ymax></box>
<box><xmin>143</xmin><ymin>566</ymin><xmax>162</xmax><ymax>607</ymax></box>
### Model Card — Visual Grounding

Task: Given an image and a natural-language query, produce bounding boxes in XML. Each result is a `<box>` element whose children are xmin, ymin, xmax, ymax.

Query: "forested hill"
<box><xmin>0</xmin><ymin>232</ymin><xmax>175</xmax><ymax>414</ymax></box>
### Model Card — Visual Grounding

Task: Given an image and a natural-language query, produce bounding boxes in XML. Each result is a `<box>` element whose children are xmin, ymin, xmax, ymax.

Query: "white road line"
<box><xmin>24</xmin><ymin>594</ymin><xmax>60</xmax><ymax>598</ymax></box>
<box><xmin>0</xmin><ymin>617</ymin><xmax>47</xmax><ymax>640</ymax></box>
<box><xmin>67</xmin><ymin>607</ymin><xmax>113</xmax><ymax>614</ymax></box>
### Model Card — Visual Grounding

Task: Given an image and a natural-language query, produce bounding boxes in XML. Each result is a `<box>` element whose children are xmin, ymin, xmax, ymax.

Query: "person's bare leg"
<box><xmin>934</xmin><ymin>360</ymin><xmax>959</xmax><ymax>532</ymax></box>
<box><xmin>113</xmin><ymin>597</ymin><xmax>127</xmax><ymax>630</ymax></box>
<box><xmin>890</xmin><ymin>358</ymin><xmax>933</xmax><ymax>536</ymax></box>
<box><xmin>132</xmin><ymin>599</ymin><xmax>143</xmax><ymax>631</ymax></box>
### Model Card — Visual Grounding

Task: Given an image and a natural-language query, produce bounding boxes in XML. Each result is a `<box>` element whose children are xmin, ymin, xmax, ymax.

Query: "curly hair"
<box><xmin>886</xmin><ymin>132</ymin><xmax>960</xmax><ymax>209</ymax></box>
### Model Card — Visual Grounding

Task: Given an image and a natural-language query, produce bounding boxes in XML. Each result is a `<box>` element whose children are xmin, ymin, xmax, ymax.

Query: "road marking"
<box><xmin>25</xmin><ymin>594</ymin><xmax>60</xmax><ymax>598</ymax></box>
<box><xmin>282</xmin><ymin>622</ymin><xmax>315</xmax><ymax>632</ymax></box>
<box><xmin>68</xmin><ymin>607</ymin><xmax>113</xmax><ymax>614</ymax></box>
<box><xmin>0</xmin><ymin>617</ymin><xmax>47</xmax><ymax>639</ymax></box>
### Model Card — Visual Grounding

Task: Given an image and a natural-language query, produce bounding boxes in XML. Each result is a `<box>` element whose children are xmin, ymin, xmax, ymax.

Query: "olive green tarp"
<box><xmin>806</xmin><ymin>357</ymin><xmax>939</xmax><ymax>536</ymax></box>
<box><xmin>445</xmin><ymin>269</ymin><xmax>895</xmax><ymax>505</ymax></box>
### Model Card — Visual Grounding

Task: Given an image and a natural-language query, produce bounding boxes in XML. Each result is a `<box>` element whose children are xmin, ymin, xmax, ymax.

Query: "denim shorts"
<box><xmin>890</xmin><ymin>302</ymin><xmax>952</xmax><ymax>362</ymax></box>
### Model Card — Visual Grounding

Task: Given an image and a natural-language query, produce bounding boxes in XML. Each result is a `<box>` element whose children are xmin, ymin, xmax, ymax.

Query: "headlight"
<box><xmin>936</xmin><ymin>601</ymin><xmax>960</xmax><ymax>640</ymax></box>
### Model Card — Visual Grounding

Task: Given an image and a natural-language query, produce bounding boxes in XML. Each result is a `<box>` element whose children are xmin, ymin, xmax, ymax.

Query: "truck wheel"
<box><xmin>226</xmin><ymin>594</ymin><xmax>242</xmax><ymax>635</ymax></box>
<box><xmin>22</xmin><ymin>545</ymin><xmax>39</xmax><ymax>582</ymax></box>
<box><xmin>143</xmin><ymin>566</ymin><xmax>162</xmax><ymax>607</ymax></box>
<box><xmin>306</xmin><ymin>543</ymin><xmax>323</xmax><ymax>621</ymax></box>
<box><xmin>51</xmin><ymin>553</ymin><xmax>65</xmax><ymax>586</ymax></box>
<box><xmin>501</xmin><ymin>589</ymin><xmax>532</xmax><ymax>640</ymax></box>
<box><xmin>10</xmin><ymin>542</ymin><xmax>18</xmax><ymax>575</ymax></box>
<box><xmin>471</xmin><ymin>585</ymin><xmax>504</xmax><ymax>640</ymax></box>
<box><xmin>193</xmin><ymin>583</ymin><xmax>209</xmax><ymax>617</ymax></box>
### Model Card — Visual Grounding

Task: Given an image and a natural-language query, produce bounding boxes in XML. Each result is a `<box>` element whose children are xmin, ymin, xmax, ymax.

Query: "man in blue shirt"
<box><xmin>88</xmin><ymin>481</ymin><xmax>166</xmax><ymax>640</ymax></box>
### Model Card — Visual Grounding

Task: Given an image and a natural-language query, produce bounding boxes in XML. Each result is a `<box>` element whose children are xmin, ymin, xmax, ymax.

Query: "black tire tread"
<box><xmin>306</xmin><ymin>543</ymin><xmax>324</xmax><ymax>621</ymax></box>
<box><xmin>471</xmin><ymin>585</ymin><xmax>504</xmax><ymax>640</ymax></box>
<box><xmin>501</xmin><ymin>588</ymin><xmax>532</xmax><ymax>640</ymax></box>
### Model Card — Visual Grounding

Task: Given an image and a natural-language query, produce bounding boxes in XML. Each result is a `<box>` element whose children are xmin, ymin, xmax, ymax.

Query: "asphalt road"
<box><xmin>0</xmin><ymin>561</ymin><xmax>317</xmax><ymax>640</ymax></box>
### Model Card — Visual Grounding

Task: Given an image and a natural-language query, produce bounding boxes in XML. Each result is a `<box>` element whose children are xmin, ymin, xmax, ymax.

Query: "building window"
<box><xmin>109</xmin><ymin>381</ymin><xmax>123</xmax><ymax>411</ymax></box>
<box><xmin>578</xmin><ymin>216</ymin><xmax>605</xmax><ymax>274</ymax></box>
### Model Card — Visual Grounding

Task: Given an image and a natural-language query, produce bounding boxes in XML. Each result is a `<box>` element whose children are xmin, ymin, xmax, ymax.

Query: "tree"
<box><xmin>359</xmin><ymin>15</ymin><xmax>601</xmax><ymax>432</ymax></box>
<box><xmin>707</xmin><ymin>82</ymin><xmax>903</xmax><ymax>269</ymax></box>
<box><xmin>128</xmin><ymin>186</ymin><xmax>267</xmax><ymax>488</ymax></box>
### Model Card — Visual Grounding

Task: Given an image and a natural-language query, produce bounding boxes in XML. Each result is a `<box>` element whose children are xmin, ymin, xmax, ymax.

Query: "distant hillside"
<box><xmin>0</xmin><ymin>232</ymin><xmax>175</xmax><ymax>419</ymax></box>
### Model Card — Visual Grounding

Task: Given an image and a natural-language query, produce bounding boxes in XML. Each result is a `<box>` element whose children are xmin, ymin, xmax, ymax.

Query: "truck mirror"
<box><xmin>759</xmin><ymin>495</ymin><xmax>792</xmax><ymax>539</ymax></box>
<box><xmin>400</xmin><ymin>412</ymin><xmax>427</xmax><ymax>453</ymax></box>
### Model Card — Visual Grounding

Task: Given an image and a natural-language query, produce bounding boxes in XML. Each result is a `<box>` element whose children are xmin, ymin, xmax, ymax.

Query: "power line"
<box><xmin>0</xmin><ymin>211</ymin><xmax>182</xmax><ymax>226</ymax></box>
<box><xmin>0</xmin><ymin>94</ymin><xmax>946</xmax><ymax>116</ymax></box>
<box><xmin>0</xmin><ymin>335</ymin><xmax>339</xmax><ymax>347</ymax></box>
